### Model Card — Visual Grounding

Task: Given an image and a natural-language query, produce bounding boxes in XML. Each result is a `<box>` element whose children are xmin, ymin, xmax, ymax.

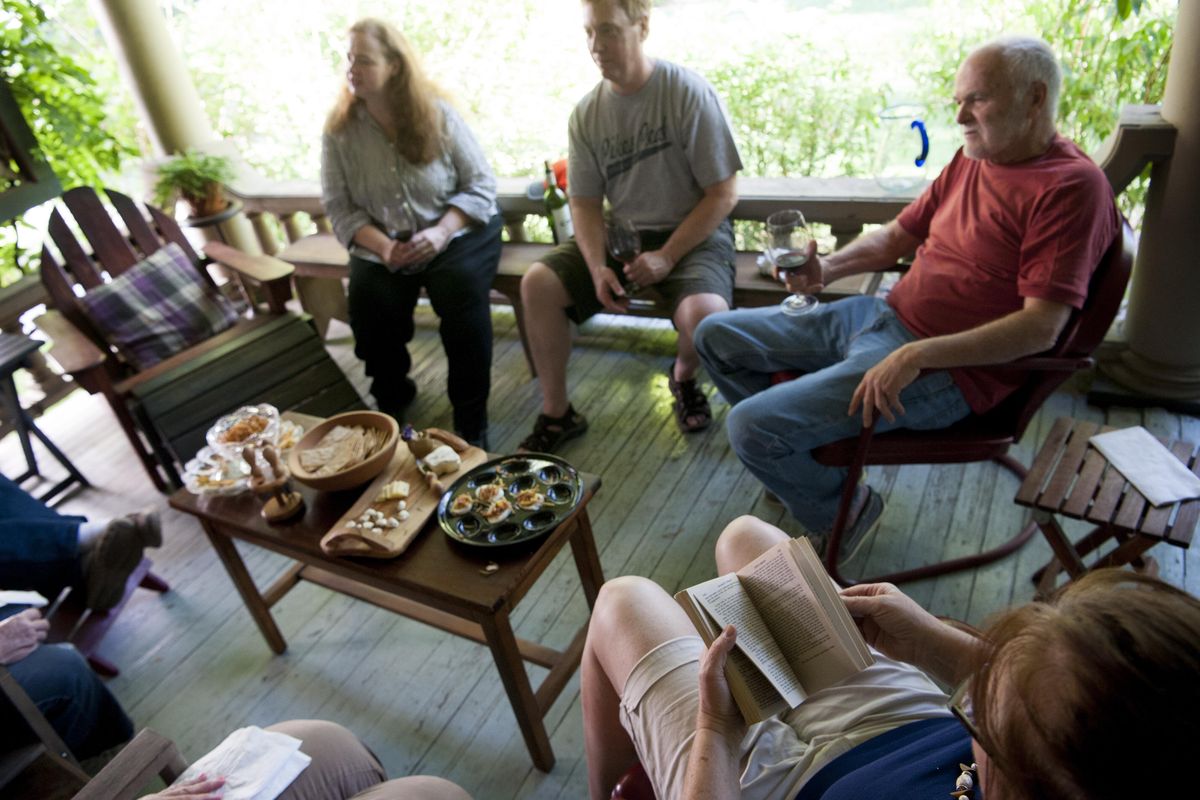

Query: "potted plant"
<box><xmin>153</xmin><ymin>149</ymin><xmax>235</xmax><ymax>218</ymax></box>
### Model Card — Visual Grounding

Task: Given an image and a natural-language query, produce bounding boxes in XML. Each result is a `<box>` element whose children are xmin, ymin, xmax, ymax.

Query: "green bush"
<box><xmin>708</xmin><ymin>41</ymin><xmax>887</xmax><ymax>179</ymax></box>
<box><xmin>909</xmin><ymin>0</ymin><xmax>1174</xmax><ymax>223</ymax></box>
<box><xmin>0</xmin><ymin>0</ymin><xmax>135</xmax><ymax>285</ymax></box>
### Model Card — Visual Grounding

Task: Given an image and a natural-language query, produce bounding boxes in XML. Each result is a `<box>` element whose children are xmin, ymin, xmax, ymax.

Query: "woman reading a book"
<box><xmin>581</xmin><ymin>515</ymin><xmax>1200</xmax><ymax>800</ymax></box>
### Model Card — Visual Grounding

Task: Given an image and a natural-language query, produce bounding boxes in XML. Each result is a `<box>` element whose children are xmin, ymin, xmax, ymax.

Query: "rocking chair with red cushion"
<box><xmin>810</xmin><ymin>221</ymin><xmax>1134</xmax><ymax>586</ymax></box>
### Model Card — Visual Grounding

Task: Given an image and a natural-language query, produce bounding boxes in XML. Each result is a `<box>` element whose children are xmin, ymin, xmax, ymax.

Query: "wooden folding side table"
<box><xmin>0</xmin><ymin>332</ymin><xmax>89</xmax><ymax>503</ymax></box>
<box><xmin>1016</xmin><ymin>417</ymin><xmax>1199</xmax><ymax>596</ymax></box>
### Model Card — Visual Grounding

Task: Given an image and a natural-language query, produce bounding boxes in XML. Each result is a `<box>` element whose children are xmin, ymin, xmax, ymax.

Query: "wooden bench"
<box><xmin>278</xmin><ymin>232</ymin><xmax>881</xmax><ymax>375</ymax></box>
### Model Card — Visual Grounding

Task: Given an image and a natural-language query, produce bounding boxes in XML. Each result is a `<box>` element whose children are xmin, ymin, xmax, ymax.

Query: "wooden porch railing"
<box><xmin>223</xmin><ymin>104</ymin><xmax>1174</xmax><ymax>278</ymax></box>
<box><xmin>212</xmin><ymin>103</ymin><xmax>1173</xmax><ymax>351</ymax></box>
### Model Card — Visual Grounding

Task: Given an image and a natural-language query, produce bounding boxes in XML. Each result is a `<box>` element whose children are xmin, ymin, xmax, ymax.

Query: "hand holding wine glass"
<box><xmin>606</xmin><ymin>217</ymin><xmax>643</xmax><ymax>294</ymax></box>
<box><xmin>381</xmin><ymin>199</ymin><xmax>423</xmax><ymax>273</ymax></box>
<box><xmin>765</xmin><ymin>209</ymin><xmax>821</xmax><ymax>316</ymax></box>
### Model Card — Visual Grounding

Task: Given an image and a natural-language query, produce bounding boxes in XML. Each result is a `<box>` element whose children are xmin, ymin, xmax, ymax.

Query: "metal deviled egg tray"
<box><xmin>437</xmin><ymin>453</ymin><xmax>583</xmax><ymax>547</ymax></box>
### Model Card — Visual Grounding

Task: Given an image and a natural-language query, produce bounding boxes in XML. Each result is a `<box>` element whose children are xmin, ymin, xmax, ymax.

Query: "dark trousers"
<box><xmin>1</xmin><ymin>643</ymin><xmax>133</xmax><ymax>759</ymax></box>
<box><xmin>0</xmin><ymin>473</ymin><xmax>84</xmax><ymax>596</ymax></box>
<box><xmin>348</xmin><ymin>214</ymin><xmax>502</xmax><ymax>440</ymax></box>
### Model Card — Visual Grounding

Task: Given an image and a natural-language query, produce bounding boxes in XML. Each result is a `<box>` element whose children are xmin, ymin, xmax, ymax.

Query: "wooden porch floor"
<box><xmin>4</xmin><ymin>306</ymin><xmax>1197</xmax><ymax>798</ymax></box>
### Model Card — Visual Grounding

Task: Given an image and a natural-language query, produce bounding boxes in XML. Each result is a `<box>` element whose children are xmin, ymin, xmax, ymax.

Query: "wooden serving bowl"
<box><xmin>287</xmin><ymin>411</ymin><xmax>399</xmax><ymax>492</ymax></box>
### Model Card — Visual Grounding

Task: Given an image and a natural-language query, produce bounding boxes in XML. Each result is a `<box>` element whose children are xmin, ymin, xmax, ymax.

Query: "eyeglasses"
<box><xmin>948</xmin><ymin>677</ymin><xmax>988</xmax><ymax>756</ymax></box>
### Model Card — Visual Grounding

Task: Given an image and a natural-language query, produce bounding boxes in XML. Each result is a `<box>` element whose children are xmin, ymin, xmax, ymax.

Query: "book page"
<box><xmin>789</xmin><ymin>539</ymin><xmax>874</xmax><ymax>669</ymax></box>
<box><xmin>737</xmin><ymin>541</ymin><xmax>865</xmax><ymax>693</ymax></box>
<box><xmin>688</xmin><ymin>573</ymin><xmax>806</xmax><ymax>707</ymax></box>
<box><xmin>695</xmin><ymin>602</ymin><xmax>792</xmax><ymax>719</ymax></box>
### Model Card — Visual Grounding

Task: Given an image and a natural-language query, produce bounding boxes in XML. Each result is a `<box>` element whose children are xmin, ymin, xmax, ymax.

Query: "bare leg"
<box><xmin>673</xmin><ymin>292</ymin><xmax>729</xmax><ymax>382</ymax></box>
<box><xmin>582</xmin><ymin>576</ymin><xmax>698</xmax><ymax>800</ymax></box>
<box><xmin>715</xmin><ymin>515</ymin><xmax>791</xmax><ymax>575</ymax></box>
<box><xmin>520</xmin><ymin>262</ymin><xmax>574</xmax><ymax>417</ymax></box>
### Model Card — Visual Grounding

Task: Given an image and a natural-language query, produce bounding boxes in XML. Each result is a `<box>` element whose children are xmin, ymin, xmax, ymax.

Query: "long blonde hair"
<box><xmin>325</xmin><ymin>18</ymin><xmax>445</xmax><ymax>165</ymax></box>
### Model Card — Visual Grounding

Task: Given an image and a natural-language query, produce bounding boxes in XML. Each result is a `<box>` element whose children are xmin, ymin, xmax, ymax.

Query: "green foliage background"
<box><xmin>0</xmin><ymin>0</ymin><xmax>136</xmax><ymax>284</ymax></box>
<box><xmin>0</xmin><ymin>0</ymin><xmax>1179</xmax><ymax>284</ymax></box>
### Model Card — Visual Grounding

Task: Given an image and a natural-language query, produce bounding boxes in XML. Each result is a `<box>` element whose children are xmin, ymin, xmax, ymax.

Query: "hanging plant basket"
<box><xmin>153</xmin><ymin>149</ymin><xmax>235</xmax><ymax>218</ymax></box>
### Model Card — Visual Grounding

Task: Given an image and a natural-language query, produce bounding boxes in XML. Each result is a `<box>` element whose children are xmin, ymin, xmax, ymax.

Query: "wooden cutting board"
<box><xmin>320</xmin><ymin>444</ymin><xmax>489</xmax><ymax>558</ymax></box>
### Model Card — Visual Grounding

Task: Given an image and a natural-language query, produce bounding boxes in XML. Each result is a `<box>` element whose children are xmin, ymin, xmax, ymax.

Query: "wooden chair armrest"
<box><xmin>915</xmin><ymin>355</ymin><xmax>1094</xmax><ymax>378</ymax></box>
<box><xmin>977</xmin><ymin>355</ymin><xmax>1095</xmax><ymax>372</ymax></box>
<box><xmin>202</xmin><ymin>242</ymin><xmax>295</xmax><ymax>314</ymax></box>
<box><xmin>33</xmin><ymin>310</ymin><xmax>107</xmax><ymax>375</ymax></box>
<box><xmin>202</xmin><ymin>242</ymin><xmax>294</xmax><ymax>284</ymax></box>
<box><xmin>71</xmin><ymin>729</ymin><xmax>188</xmax><ymax>800</ymax></box>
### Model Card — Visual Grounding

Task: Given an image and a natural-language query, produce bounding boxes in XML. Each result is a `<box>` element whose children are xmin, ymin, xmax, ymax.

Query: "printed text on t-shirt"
<box><xmin>601</xmin><ymin>118</ymin><xmax>671</xmax><ymax>181</ymax></box>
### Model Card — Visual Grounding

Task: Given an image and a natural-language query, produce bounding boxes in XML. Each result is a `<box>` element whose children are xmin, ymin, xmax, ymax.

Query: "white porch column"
<box><xmin>91</xmin><ymin>0</ymin><xmax>261</xmax><ymax>253</ymax></box>
<box><xmin>1101</xmin><ymin>1</ymin><xmax>1200</xmax><ymax>405</ymax></box>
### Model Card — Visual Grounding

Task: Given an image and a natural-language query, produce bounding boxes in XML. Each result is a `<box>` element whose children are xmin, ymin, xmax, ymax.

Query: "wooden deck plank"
<box><xmin>4</xmin><ymin>306</ymin><xmax>1199</xmax><ymax>797</ymax></box>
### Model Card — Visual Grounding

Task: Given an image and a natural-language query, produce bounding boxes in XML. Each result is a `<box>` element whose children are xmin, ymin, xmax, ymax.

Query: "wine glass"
<box><xmin>606</xmin><ymin>217</ymin><xmax>642</xmax><ymax>294</ymax></box>
<box><xmin>382</xmin><ymin>198</ymin><xmax>417</xmax><ymax>243</ymax></box>
<box><xmin>764</xmin><ymin>209</ymin><xmax>819</xmax><ymax>316</ymax></box>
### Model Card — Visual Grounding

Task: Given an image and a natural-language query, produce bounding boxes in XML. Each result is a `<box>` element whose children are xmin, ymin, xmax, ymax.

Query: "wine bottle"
<box><xmin>543</xmin><ymin>160</ymin><xmax>573</xmax><ymax>243</ymax></box>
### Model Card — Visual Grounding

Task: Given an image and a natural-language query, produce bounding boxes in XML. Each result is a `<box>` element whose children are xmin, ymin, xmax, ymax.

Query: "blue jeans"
<box><xmin>2</xmin><ymin>643</ymin><xmax>133</xmax><ymax>759</ymax></box>
<box><xmin>695</xmin><ymin>297</ymin><xmax>970</xmax><ymax>533</ymax></box>
<box><xmin>0</xmin><ymin>474</ymin><xmax>85</xmax><ymax>596</ymax></box>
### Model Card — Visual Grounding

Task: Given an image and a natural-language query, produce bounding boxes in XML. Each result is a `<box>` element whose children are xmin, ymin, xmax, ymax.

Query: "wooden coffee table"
<box><xmin>168</xmin><ymin>428</ymin><xmax>604</xmax><ymax>771</ymax></box>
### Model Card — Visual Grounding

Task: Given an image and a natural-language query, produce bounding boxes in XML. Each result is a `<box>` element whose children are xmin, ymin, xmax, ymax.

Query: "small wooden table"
<box><xmin>168</xmin><ymin>425</ymin><xmax>604</xmax><ymax>771</ymax></box>
<box><xmin>1016</xmin><ymin>417</ymin><xmax>1198</xmax><ymax>595</ymax></box>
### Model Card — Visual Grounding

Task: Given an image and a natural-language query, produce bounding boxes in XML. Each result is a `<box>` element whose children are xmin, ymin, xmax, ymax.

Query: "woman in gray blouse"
<box><xmin>321</xmin><ymin>18</ymin><xmax>502</xmax><ymax>446</ymax></box>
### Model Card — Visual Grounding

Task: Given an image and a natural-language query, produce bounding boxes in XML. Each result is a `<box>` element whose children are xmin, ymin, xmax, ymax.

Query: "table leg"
<box><xmin>480</xmin><ymin>609</ymin><xmax>555</xmax><ymax>771</ymax></box>
<box><xmin>200</xmin><ymin>520</ymin><xmax>287</xmax><ymax>654</ymax></box>
<box><xmin>2</xmin><ymin>374</ymin><xmax>38</xmax><ymax>477</ymax></box>
<box><xmin>569</xmin><ymin>511</ymin><xmax>605</xmax><ymax>609</ymax></box>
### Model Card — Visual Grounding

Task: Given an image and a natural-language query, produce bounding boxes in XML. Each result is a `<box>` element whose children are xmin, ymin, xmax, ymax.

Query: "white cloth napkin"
<box><xmin>1089</xmin><ymin>426</ymin><xmax>1200</xmax><ymax>507</ymax></box>
<box><xmin>172</xmin><ymin>726</ymin><xmax>311</xmax><ymax>800</ymax></box>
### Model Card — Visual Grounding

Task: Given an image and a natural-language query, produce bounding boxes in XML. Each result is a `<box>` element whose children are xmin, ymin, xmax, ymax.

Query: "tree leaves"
<box><xmin>0</xmin><ymin>0</ymin><xmax>134</xmax><ymax>190</ymax></box>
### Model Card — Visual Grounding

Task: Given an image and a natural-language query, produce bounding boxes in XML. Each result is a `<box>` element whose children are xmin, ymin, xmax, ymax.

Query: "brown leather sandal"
<box><xmin>667</xmin><ymin>364</ymin><xmax>712</xmax><ymax>433</ymax></box>
<box><xmin>518</xmin><ymin>405</ymin><xmax>588</xmax><ymax>453</ymax></box>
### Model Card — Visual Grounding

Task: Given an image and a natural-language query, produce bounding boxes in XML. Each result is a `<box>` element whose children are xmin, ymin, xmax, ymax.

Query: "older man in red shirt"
<box><xmin>696</xmin><ymin>35</ymin><xmax>1119</xmax><ymax>557</ymax></box>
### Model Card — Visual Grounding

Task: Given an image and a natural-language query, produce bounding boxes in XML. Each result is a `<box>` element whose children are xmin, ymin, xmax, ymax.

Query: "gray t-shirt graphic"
<box><xmin>567</xmin><ymin>60</ymin><xmax>742</xmax><ymax>231</ymax></box>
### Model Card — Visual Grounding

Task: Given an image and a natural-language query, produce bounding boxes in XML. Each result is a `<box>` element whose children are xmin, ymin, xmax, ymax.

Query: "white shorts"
<box><xmin>617</xmin><ymin>636</ymin><xmax>953</xmax><ymax>800</ymax></box>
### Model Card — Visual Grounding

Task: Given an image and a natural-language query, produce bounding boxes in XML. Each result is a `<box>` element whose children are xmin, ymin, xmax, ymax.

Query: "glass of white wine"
<box><xmin>764</xmin><ymin>209</ymin><xmax>819</xmax><ymax>316</ymax></box>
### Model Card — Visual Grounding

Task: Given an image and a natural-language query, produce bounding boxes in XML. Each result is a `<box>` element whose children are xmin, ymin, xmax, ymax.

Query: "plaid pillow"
<box><xmin>80</xmin><ymin>242</ymin><xmax>239</xmax><ymax>370</ymax></box>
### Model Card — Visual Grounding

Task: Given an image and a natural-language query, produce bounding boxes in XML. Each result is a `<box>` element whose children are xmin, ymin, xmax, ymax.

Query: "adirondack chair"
<box><xmin>0</xmin><ymin>664</ymin><xmax>91</xmax><ymax>798</ymax></box>
<box><xmin>36</xmin><ymin>187</ymin><xmax>364</xmax><ymax>493</ymax></box>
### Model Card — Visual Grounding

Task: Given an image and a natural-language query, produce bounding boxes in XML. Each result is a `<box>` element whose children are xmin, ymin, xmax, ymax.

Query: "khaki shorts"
<box><xmin>542</xmin><ymin>221</ymin><xmax>735</xmax><ymax>324</ymax></box>
<box><xmin>618</xmin><ymin>636</ymin><xmax>953</xmax><ymax>800</ymax></box>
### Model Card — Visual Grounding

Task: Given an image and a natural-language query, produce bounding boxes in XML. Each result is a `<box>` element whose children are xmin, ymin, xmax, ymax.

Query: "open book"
<box><xmin>675</xmin><ymin>538</ymin><xmax>874</xmax><ymax>724</ymax></box>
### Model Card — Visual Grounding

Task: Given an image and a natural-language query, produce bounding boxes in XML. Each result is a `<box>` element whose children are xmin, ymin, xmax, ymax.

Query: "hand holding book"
<box><xmin>696</xmin><ymin>625</ymin><xmax>745</xmax><ymax>738</ymax></box>
<box><xmin>675</xmin><ymin>538</ymin><xmax>875</xmax><ymax>724</ymax></box>
<box><xmin>840</xmin><ymin>583</ymin><xmax>986</xmax><ymax>687</ymax></box>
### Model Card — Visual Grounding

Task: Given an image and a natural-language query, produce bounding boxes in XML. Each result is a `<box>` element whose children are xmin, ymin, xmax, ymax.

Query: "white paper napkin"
<box><xmin>0</xmin><ymin>590</ymin><xmax>48</xmax><ymax>609</ymax></box>
<box><xmin>1089</xmin><ymin>426</ymin><xmax>1200</xmax><ymax>507</ymax></box>
<box><xmin>172</xmin><ymin>726</ymin><xmax>311</xmax><ymax>800</ymax></box>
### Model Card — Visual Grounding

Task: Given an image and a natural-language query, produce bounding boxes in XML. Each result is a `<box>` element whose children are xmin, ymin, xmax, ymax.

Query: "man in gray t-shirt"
<box><xmin>518</xmin><ymin>0</ymin><xmax>743</xmax><ymax>453</ymax></box>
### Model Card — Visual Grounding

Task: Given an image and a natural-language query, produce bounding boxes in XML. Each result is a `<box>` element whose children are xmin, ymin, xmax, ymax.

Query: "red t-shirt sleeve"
<box><xmin>896</xmin><ymin>151</ymin><xmax>960</xmax><ymax>240</ymax></box>
<box><xmin>1016</xmin><ymin>169</ymin><xmax>1118</xmax><ymax>309</ymax></box>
